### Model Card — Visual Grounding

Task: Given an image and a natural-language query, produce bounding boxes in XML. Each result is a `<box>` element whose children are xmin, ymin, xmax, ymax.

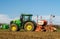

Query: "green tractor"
<box><xmin>0</xmin><ymin>24</ymin><xmax>9</xmax><ymax>29</ymax></box>
<box><xmin>10</xmin><ymin>14</ymin><xmax>36</xmax><ymax>31</ymax></box>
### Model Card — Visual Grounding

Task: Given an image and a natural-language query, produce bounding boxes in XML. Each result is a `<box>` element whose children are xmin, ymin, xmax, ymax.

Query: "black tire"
<box><xmin>24</xmin><ymin>21</ymin><xmax>36</xmax><ymax>31</ymax></box>
<box><xmin>10</xmin><ymin>24</ymin><xmax>19</xmax><ymax>31</ymax></box>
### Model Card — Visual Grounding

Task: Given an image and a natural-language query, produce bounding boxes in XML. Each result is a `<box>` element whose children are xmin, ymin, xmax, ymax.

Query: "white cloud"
<box><xmin>13</xmin><ymin>17</ymin><xmax>20</xmax><ymax>20</ymax></box>
<box><xmin>0</xmin><ymin>14</ymin><xmax>12</xmax><ymax>24</ymax></box>
<box><xmin>53</xmin><ymin>16</ymin><xmax>60</xmax><ymax>25</ymax></box>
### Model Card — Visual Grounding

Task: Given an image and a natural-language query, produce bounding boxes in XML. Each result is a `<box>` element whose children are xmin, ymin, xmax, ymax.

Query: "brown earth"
<box><xmin>0</xmin><ymin>31</ymin><xmax>60</xmax><ymax>39</ymax></box>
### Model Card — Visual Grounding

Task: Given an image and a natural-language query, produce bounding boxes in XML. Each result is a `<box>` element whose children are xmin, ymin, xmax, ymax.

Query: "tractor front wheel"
<box><xmin>10</xmin><ymin>24</ymin><xmax>18</xmax><ymax>31</ymax></box>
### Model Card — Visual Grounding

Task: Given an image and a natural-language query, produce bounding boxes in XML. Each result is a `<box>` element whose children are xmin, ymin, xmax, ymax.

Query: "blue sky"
<box><xmin>0</xmin><ymin>0</ymin><xmax>60</xmax><ymax>24</ymax></box>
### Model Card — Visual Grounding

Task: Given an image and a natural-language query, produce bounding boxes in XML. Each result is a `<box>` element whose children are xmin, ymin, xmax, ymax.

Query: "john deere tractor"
<box><xmin>10</xmin><ymin>14</ymin><xmax>36</xmax><ymax>31</ymax></box>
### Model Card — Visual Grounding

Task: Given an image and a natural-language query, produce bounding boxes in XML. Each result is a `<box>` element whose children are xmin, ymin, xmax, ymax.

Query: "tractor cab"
<box><xmin>20</xmin><ymin>14</ymin><xmax>33</xmax><ymax>23</ymax></box>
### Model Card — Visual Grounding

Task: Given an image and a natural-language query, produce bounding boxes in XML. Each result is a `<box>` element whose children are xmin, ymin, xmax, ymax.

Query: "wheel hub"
<box><xmin>11</xmin><ymin>26</ymin><xmax>17</xmax><ymax>31</ymax></box>
<box><xmin>27</xmin><ymin>25</ymin><xmax>32</xmax><ymax>31</ymax></box>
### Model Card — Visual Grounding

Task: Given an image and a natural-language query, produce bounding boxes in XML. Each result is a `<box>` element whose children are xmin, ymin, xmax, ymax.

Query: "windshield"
<box><xmin>23</xmin><ymin>16</ymin><xmax>32</xmax><ymax>21</ymax></box>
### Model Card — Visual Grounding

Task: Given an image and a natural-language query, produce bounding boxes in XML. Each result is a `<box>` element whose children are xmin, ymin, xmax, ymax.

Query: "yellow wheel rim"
<box><xmin>26</xmin><ymin>25</ymin><xmax>32</xmax><ymax>31</ymax></box>
<box><xmin>11</xmin><ymin>26</ymin><xmax>17</xmax><ymax>31</ymax></box>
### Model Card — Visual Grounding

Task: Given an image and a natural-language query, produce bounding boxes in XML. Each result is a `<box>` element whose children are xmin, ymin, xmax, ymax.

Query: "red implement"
<box><xmin>35</xmin><ymin>25</ymin><xmax>42</xmax><ymax>31</ymax></box>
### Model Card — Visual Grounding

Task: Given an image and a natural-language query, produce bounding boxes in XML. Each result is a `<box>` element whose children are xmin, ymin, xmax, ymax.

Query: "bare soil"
<box><xmin>0</xmin><ymin>31</ymin><xmax>60</xmax><ymax>39</ymax></box>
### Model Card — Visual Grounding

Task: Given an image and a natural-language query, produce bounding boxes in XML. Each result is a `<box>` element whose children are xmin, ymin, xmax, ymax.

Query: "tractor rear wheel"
<box><xmin>10</xmin><ymin>24</ymin><xmax>18</xmax><ymax>31</ymax></box>
<box><xmin>24</xmin><ymin>22</ymin><xmax>35</xmax><ymax>31</ymax></box>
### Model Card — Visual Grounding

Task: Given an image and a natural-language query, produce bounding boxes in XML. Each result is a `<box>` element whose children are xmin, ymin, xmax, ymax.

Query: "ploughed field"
<box><xmin>0</xmin><ymin>30</ymin><xmax>60</xmax><ymax>39</ymax></box>
<box><xmin>0</xmin><ymin>25</ymin><xmax>60</xmax><ymax>39</ymax></box>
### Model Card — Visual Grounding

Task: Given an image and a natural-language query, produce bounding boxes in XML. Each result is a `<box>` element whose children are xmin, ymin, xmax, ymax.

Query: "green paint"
<box><xmin>2</xmin><ymin>24</ymin><xmax>9</xmax><ymax>29</ymax></box>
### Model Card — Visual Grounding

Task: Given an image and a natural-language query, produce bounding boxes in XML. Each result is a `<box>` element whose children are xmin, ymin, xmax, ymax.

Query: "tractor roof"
<box><xmin>21</xmin><ymin>14</ymin><xmax>33</xmax><ymax>16</ymax></box>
